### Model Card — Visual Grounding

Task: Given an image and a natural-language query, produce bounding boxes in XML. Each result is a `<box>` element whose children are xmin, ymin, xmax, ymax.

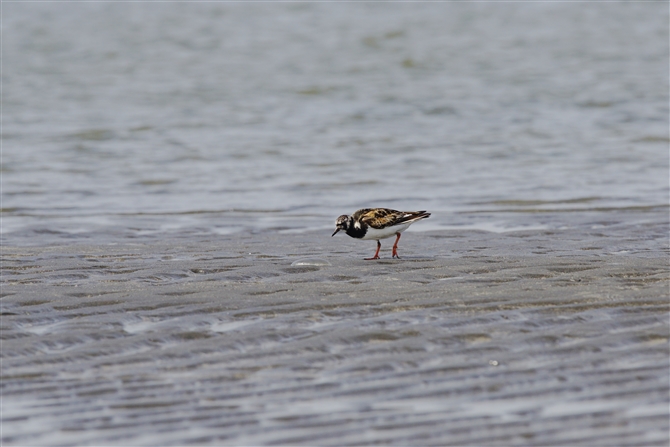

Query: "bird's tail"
<box><xmin>402</xmin><ymin>211</ymin><xmax>431</xmax><ymax>223</ymax></box>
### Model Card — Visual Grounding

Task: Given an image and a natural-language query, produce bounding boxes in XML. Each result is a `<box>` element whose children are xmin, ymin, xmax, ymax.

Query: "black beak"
<box><xmin>332</xmin><ymin>228</ymin><xmax>340</xmax><ymax>237</ymax></box>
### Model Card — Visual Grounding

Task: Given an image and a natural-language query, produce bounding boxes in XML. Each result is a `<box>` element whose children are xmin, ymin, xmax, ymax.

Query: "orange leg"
<box><xmin>392</xmin><ymin>233</ymin><xmax>401</xmax><ymax>258</ymax></box>
<box><xmin>365</xmin><ymin>240</ymin><xmax>381</xmax><ymax>260</ymax></box>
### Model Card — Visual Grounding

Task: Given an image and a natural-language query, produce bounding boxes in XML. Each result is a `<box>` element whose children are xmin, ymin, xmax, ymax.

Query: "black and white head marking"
<box><xmin>332</xmin><ymin>215</ymin><xmax>351</xmax><ymax>236</ymax></box>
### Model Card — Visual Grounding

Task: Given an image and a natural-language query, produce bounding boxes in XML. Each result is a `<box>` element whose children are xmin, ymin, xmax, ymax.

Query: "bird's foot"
<box><xmin>392</xmin><ymin>233</ymin><xmax>401</xmax><ymax>259</ymax></box>
<box><xmin>364</xmin><ymin>255</ymin><xmax>381</xmax><ymax>260</ymax></box>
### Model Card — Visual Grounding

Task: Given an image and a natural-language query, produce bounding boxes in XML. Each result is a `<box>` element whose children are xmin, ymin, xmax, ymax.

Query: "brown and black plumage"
<box><xmin>332</xmin><ymin>208</ymin><xmax>431</xmax><ymax>259</ymax></box>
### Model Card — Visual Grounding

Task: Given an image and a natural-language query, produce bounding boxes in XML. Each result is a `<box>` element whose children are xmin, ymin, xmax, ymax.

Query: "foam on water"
<box><xmin>291</xmin><ymin>258</ymin><xmax>331</xmax><ymax>266</ymax></box>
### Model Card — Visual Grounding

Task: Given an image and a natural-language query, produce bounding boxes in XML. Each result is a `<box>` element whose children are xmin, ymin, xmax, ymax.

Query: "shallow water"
<box><xmin>3</xmin><ymin>2</ymin><xmax>668</xmax><ymax>242</ymax></box>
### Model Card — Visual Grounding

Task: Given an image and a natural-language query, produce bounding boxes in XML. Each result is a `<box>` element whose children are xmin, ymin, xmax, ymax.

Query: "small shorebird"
<box><xmin>332</xmin><ymin>208</ymin><xmax>431</xmax><ymax>259</ymax></box>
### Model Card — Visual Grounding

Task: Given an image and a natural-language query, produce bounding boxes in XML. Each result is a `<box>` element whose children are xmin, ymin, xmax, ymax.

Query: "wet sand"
<box><xmin>2</xmin><ymin>222</ymin><xmax>669</xmax><ymax>446</ymax></box>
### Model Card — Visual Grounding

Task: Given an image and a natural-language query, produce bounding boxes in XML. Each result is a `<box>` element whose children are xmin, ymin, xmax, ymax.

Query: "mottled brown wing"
<box><xmin>357</xmin><ymin>208</ymin><xmax>405</xmax><ymax>229</ymax></box>
<box><xmin>358</xmin><ymin>208</ymin><xmax>430</xmax><ymax>229</ymax></box>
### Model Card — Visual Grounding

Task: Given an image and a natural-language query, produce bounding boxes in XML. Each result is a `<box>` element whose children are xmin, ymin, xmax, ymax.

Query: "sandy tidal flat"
<box><xmin>1</xmin><ymin>223</ymin><xmax>669</xmax><ymax>446</ymax></box>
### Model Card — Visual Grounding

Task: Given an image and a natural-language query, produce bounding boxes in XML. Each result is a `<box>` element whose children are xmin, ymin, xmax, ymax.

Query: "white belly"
<box><xmin>361</xmin><ymin>223</ymin><xmax>411</xmax><ymax>240</ymax></box>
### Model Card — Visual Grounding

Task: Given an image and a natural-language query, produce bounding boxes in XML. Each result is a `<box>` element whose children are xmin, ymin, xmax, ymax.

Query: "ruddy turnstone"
<box><xmin>331</xmin><ymin>208</ymin><xmax>431</xmax><ymax>260</ymax></box>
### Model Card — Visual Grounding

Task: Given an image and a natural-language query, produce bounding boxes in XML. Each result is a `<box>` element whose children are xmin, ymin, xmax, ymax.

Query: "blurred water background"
<box><xmin>3</xmin><ymin>1</ymin><xmax>668</xmax><ymax>242</ymax></box>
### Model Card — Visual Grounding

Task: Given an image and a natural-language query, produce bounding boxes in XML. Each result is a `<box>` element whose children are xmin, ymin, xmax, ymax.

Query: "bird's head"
<box><xmin>332</xmin><ymin>215</ymin><xmax>351</xmax><ymax>236</ymax></box>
